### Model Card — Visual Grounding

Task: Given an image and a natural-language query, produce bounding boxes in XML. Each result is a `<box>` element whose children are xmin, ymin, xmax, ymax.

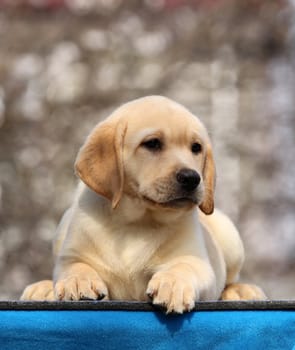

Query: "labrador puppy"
<box><xmin>21</xmin><ymin>96</ymin><xmax>266</xmax><ymax>313</ymax></box>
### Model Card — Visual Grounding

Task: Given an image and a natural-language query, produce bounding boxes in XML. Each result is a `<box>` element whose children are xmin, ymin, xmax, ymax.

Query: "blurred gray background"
<box><xmin>0</xmin><ymin>0</ymin><xmax>294</xmax><ymax>300</ymax></box>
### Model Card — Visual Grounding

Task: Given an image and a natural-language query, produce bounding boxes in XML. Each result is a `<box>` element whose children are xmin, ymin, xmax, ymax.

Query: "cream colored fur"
<box><xmin>21</xmin><ymin>96</ymin><xmax>266</xmax><ymax>313</ymax></box>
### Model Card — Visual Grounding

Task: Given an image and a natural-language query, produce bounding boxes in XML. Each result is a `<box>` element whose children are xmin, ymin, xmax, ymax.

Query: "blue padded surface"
<box><xmin>1</xmin><ymin>302</ymin><xmax>295</xmax><ymax>350</ymax></box>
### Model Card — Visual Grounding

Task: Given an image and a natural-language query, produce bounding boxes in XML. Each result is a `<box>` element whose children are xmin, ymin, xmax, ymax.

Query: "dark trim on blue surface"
<box><xmin>0</xmin><ymin>300</ymin><xmax>294</xmax><ymax>311</ymax></box>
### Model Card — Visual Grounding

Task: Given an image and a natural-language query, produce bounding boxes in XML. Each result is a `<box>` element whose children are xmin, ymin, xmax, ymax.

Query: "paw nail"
<box><xmin>97</xmin><ymin>293</ymin><xmax>105</xmax><ymax>300</ymax></box>
<box><xmin>146</xmin><ymin>291</ymin><xmax>154</xmax><ymax>299</ymax></box>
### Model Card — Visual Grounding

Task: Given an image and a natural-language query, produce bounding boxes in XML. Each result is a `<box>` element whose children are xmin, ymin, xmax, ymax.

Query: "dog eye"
<box><xmin>191</xmin><ymin>142</ymin><xmax>202</xmax><ymax>154</ymax></box>
<box><xmin>141</xmin><ymin>138</ymin><xmax>162</xmax><ymax>151</ymax></box>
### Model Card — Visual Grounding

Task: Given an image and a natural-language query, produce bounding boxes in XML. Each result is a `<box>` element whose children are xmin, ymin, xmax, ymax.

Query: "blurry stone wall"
<box><xmin>0</xmin><ymin>0</ymin><xmax>294</xmax><ymax>300</ymax></box>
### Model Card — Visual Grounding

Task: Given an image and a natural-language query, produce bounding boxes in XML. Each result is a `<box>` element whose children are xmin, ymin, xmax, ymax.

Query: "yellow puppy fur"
<box><xmin>21</xmin><ymin>96</ymin><xmax>266</xmax><ymax>313</ymax></box>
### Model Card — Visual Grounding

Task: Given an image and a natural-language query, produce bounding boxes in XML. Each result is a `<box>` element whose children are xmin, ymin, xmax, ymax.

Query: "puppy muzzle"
<box><xmin>143</xmin><ymin>168</ymin><xmax>202</xmax><ymax>209</ymax></box>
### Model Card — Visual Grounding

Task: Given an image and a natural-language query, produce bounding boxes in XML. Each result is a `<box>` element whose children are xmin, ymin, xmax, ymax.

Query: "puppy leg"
<box><xmin>146</xmin><ymin>257</ymin><xmax>215</xmax><ymax>314</ymax></box>
<box><xmin>54</xmin><ymin>262</ymin><xmax>108</xmax><ymax>301</ymax></box>
<box><xmin>20</xmin><ymin>280</ymin><xmax>55</xmax><ymax>301</ymax></box>
<box><xmin>221</xmin><ymin>283</ymin><xmax>267</xmax><ymax>301</ymax></box>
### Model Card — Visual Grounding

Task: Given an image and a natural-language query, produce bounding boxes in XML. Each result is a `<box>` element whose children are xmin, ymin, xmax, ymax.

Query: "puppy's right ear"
<box><xmin>75</xmin><ymin>119</ymin><xmax>127</xmax><ymax>208</ymax></box>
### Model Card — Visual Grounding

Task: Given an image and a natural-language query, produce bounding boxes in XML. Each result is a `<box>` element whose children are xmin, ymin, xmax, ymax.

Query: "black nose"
<box><xmin>176</xmin><ymin>168</ymin><xmax>200</xmax><ymax>192</ymax></box>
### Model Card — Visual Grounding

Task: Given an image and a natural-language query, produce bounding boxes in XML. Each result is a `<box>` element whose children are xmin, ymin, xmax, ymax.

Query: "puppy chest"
<box><xmin>107</xmin><ymin>234</ymin><xmax>158</xmax><ymax>273</ymax></box>
<box><xmin>97</xmin><ymin>235</ymin><xmax>156</xmax><ymax>299</ymax></box>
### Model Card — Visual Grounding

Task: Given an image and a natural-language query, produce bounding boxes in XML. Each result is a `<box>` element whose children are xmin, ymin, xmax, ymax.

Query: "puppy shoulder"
<box><xmin>53</xmin><ymin>182</ymin><xmax>108</xmax><ymax>256</ymax></box>
<box><xmin>198</xmin><ymin>208</ymin><xmax>245</xmax><ymax>282</ymax></box>
<box><xmin>53</xmin><ymin>207</ymin><xmax>73</xmax><ymax>258</ymax></box>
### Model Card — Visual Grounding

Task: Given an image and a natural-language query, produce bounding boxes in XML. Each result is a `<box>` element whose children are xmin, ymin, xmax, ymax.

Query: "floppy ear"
<box><xmin>75</xmin><ymin>119</ymin><xmax>127</xmax><ymax>209</ymax></box>
<box><xmin>199</xmin><ymin>142</ymin><xmax>216</xmax><ymax>215</ymax></box>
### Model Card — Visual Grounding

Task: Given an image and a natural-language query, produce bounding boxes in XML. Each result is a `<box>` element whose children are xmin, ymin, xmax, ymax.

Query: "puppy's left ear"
<box><xmin>75</xmin><ymin>118</ymin><xmax>127</xmax><ymax>209</ymax></box>
<box><xmin>199</xmin><ymin>142</ymin><xmax>216</xmax><ymax>215</ymax></box>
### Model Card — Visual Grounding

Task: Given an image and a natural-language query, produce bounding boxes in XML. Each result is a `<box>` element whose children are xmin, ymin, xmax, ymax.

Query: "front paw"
<box><xmin>55</xmin><ymin>276</ymin><xmax>108</xmax><ymax>301</ymax></box>
<box><xmin>146</xmin><ymin>271</ymin><xmax>198</xmax><ymax>313</ymax></box>
<box><xmin>20</xmin><ymin>280</ymin><xmax>55</xmax><ymax>301</ymax></box>
<box><xmin>221</xmin><ymin>283</ymin><xmax>267</xmax><ymax>301</ymax></box>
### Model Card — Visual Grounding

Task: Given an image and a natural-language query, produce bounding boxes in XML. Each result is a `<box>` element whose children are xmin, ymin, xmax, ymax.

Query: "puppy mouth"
<box><xmin>143</xmin><ymin>195</ymin><xmax>198</xmax><ymax>208</ymax></box>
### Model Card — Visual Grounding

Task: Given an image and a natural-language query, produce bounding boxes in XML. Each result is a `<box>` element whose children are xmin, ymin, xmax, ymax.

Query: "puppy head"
<box><xmin>75</xmin><ymin>96</ymin><xmax>215</xmax><ymax>214</ymax></box>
